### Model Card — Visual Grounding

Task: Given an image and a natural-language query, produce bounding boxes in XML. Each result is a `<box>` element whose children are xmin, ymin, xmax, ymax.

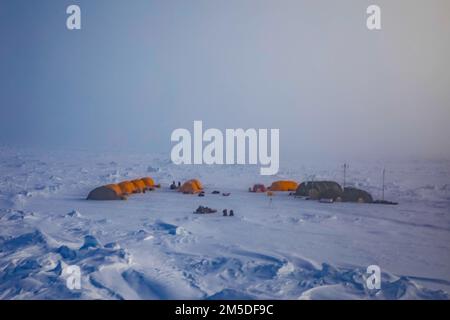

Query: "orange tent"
<box><xmin>141</xmin><ymin>177</ymin><xmax>155</xmax><ymax>189</ymax></box>
<box><xmin>87</xmin><ymin>184</ymin><xmax>125</xmax><ymax>200</ymax></box>
<box><xmin>269</xmin><ymin>180</ymin><xmax>298</xmax><ymax>192</ymax></box>
<box><xmin>179</xmin><ymin>179</ymin><xmax>203</xmax><ymax>194</ymax></box>
<box><xmin>118</xmin><ymin>181</ymin><xmax>137</xmax><ymax>195</ymax></box>
<box><xmin>191</xmin><ymin>179</ymin><xmax>203</xmax><ymax>190</ymax></box>
<box><xmin>131</xmin><ymin>179</ymin><xmax>147</xmax><ymax>193</ymax></box>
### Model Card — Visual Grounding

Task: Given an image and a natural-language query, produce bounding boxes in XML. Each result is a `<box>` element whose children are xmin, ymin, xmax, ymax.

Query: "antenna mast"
<box><xmin>343</xmin><ymin>163</ymin><xmax>348</xmax><ymax>188</ymax></box>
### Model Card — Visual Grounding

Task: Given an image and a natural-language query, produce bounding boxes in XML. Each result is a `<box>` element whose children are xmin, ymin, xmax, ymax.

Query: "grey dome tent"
<box><xmin>295</xmin><ymin>181</ymin><xmax>343</xmax><ymax>200</ymax></box>
<box><xmin>342</xmin><ymin>187</ymin><xmax>373</xmax><ymax>203</ymax></box>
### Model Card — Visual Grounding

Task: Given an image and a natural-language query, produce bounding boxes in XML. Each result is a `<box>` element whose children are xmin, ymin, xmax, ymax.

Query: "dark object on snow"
<box><xmin>212</xmin><ymin>190</ymin><xmax>220</xmax><ymax>194</ymax></box>
<box><xmin>373</xmin><ymin>199</ymin><xmax>398</xmax><ymax>205</ymax></box>
<box><xmin>229</xmin><ymin>210</ymin><xmax>234</xmax><ymax>216</ymax></box>
<box><xmin>170</xmin><ymin>181</ymin><xmax>177</xmax><ymax>190</ymax></box>
<box><xmin>222</xmin><ymin>193</ymin><xmax>231</xmax><ymax>197</ymax></box>
<box><xmin>198</xmin><ymin>191</ymin><xmax>205</xmax><ymax>197</ymax></box>
<box><xmin>194</xmin><ymin>206</ymin><xmax>217</xmax><ymax>214</ymax></box>
<box><xmin>342</xmin><ymin>187</ymin><xmax>373</xmax><ymax>203</ymax></box>
<box><xmin>223</xmin><ymin>209</ymin><xmax>228</xmax><ymax>216</ymax></box>
<box><xmin>295</xmin><ymin>181</ymin><xmax>343</xmax><ymax>200</ymax></box>
<box><xmin>178</xmin><ymin>181</ymin><xmax>181</xmax><ymax>187</ymax></box>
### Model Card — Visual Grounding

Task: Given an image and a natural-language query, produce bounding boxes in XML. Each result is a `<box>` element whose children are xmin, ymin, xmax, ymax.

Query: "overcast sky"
<box><xmin>1</xmin><ymin>0</ymin><xmax>449</xmax><ymax>161</ymax></box>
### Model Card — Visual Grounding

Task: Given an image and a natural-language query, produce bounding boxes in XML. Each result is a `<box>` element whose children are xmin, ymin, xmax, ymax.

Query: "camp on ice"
<box><xmin>170</xmin><ymin>121</ymin><xmax>280</xmax><ymax>175</ymax></box>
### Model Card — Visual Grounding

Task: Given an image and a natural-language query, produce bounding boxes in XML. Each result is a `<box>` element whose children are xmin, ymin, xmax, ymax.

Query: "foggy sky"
<box><xmin>1</xmin><ymin>0</ymin><xmax>449</xmax><ymax>161</ymax></box>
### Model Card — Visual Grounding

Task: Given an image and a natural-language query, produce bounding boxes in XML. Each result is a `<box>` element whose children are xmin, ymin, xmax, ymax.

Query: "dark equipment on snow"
<box><xmin>194</xmin><ymin>206</ymin><xmax>217</xmax><ymax>214</ymax></box>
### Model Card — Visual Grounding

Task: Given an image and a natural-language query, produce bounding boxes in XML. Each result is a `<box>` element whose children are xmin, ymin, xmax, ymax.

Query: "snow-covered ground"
<box><xmin>0</xmin><ymin>146</ymin><xmax>449</xmax><ymax>300</ymax></box>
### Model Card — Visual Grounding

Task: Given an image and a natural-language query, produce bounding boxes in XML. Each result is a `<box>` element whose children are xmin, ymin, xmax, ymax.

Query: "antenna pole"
<box><xmin>343</xmin><ymin>163</ymin><xmax>347</xmax><ymax>188</ymax></box>
<box><xmin>382</xmin><ymin>168</ymin><xmax>385</xmax><ymax>201</ymax></box>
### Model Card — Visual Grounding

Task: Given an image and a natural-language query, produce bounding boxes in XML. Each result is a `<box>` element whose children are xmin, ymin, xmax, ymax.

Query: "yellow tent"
<box><xmin>179</xmin><ymin>179</ymin><xmax>203</xmax><ymax>194</ymax></box>
<box><xmin>269</xmin><ymin>180</ymin><xmax>298</xmax><ymax>192</ymax></box>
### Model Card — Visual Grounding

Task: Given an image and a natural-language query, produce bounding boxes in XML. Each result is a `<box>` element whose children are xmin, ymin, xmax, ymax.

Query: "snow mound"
<box><xmin>0</xmin><ymin>230</ymin><xmax>132</xmax><ymax>299</ymax></box>
<box><xmin>65</xmin><ymin>210</ymin><xmax>82</xmax><ymax>218</ymax></box>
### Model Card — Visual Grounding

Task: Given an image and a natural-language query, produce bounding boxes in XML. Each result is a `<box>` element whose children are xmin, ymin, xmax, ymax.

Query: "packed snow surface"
<box><xmin>0</xmin><ymin>147</ymin><xmax>449</xmax><ymax>299</ymax></box>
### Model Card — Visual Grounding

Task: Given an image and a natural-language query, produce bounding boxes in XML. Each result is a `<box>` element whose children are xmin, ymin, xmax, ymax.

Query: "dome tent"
<box><xmin>342</xmin><ymin>187</ymin><xmax>373</xmax><ymax>203</ymax></box>
<box><xmin>295</xmin><ymin>181</ymin><xmax>343</xmax><ymax>200</ymax></box>
<box><xmin>179</xmin><ymin>179</ymin><xmax>203</xmax><ymax>194</ymax></box>
<box><xmin>269</xmin><ymin>180</ymin><xmax>298</xmax><ymax>192</ymax></box>
<box><xmin>87</xmin><ymin>184</ymin><xmax>125</xmax><ymax>201</ymax></box>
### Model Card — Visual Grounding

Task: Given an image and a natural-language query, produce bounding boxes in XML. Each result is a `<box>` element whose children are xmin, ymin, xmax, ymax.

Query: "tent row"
<box><xmin>250</xmin><ymin>180</ymin><xmax>373</xmax><ymax>203</ymax></box>
<box><xmin>87</xmin><ymin>177</ymin><xmax>156</xmax><ymax>200</ymax></box>
<box><xmin>295</xmin><ymin>181</ymin><xmax>373</xmax><ymax>203</ymax></box>
<box><xmin>87</xmin><ymin>178</ymin><xmax>205</xmax><ymax>200</ymax></box>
